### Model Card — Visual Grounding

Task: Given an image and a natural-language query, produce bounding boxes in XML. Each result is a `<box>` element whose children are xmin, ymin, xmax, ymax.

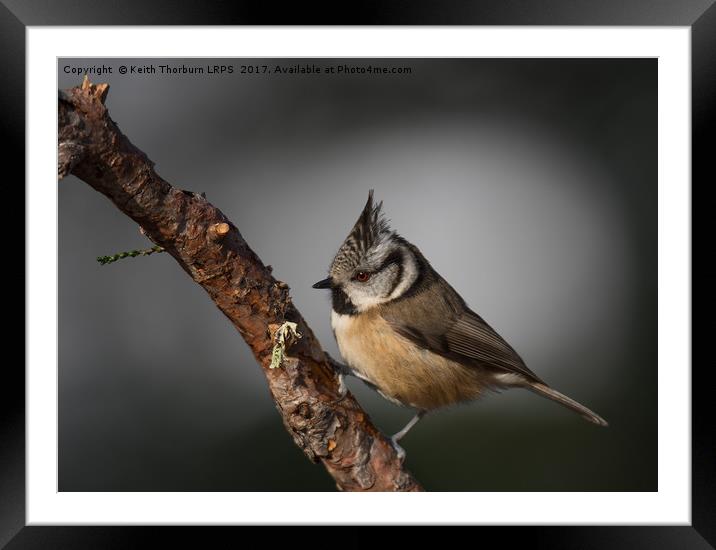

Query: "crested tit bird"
<box><xmin>313</xmin><ymin>191</ymin><xmax>608</xmax><ymax>459</ymax></box>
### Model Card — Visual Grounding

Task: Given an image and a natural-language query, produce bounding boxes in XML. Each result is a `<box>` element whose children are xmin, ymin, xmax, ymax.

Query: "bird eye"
<box><xmin>355</xmin><ymin>271</ymin><xmax>371</xmax><ymax>282</ymax></box>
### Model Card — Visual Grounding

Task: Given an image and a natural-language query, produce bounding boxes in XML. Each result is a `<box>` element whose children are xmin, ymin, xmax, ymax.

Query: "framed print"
<box><xmin>6</xmin><ymin>0</ymin><xmax>710</xmax><ymax>547</ymax></box>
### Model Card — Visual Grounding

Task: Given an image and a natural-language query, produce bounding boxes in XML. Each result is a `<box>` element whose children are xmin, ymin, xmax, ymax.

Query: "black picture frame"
<box><xmin>6</xmin><ymin>1</ymin><xmax>709</xmax><ymax>547</ymax></box>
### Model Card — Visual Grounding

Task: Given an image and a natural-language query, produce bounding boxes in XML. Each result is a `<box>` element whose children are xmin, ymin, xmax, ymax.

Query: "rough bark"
<box><xmin>57</xmin><ymin>78</ymin><xmax>422</xmax><ymax>492</ymax></box>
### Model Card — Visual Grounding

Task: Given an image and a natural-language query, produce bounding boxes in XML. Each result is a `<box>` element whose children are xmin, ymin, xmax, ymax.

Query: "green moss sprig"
<box><xmin>97</xmin><ymin>245</ymin><xmax>165</xmax><ymax>266</ymax></box>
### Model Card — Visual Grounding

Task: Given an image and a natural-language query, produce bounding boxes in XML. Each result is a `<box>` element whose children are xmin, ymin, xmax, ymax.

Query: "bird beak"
<box><xmin>312</xmin><ymin>277</ymin><xmax>333</xmax><ymax>289</ymax></box>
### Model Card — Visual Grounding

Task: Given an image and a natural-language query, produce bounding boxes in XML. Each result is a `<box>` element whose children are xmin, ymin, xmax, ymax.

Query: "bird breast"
<box><xmin>331</xmin><ymin>309</ymin><xmax>486</xmax><ymax>410</ymax></box>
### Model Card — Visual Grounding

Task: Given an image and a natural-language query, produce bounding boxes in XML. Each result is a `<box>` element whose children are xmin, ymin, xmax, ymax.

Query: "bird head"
<box><xmin>313</xmin><ymin>191</ymin><xmax>419</xmax><ymax>313</ymax></box>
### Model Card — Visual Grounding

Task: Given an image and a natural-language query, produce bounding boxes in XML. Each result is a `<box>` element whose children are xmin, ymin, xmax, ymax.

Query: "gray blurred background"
<box><xmin>58</xmin><ymin>58</ymin><xmax>656</xmax><ymax>492</ymax></box>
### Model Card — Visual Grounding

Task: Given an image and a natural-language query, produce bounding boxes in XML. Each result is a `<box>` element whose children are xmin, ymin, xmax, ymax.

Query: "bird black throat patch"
<box><xmin>331</xmin><ymin>286</ymin><xmax>358</xmax><ymax>316</ymax></box>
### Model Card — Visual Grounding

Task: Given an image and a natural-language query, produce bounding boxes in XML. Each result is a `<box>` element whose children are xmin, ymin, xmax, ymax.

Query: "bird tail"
<box><xmin>526</xmin><ymin>383</ymin><xmax>608</xmax><ymax>427</ymax></box>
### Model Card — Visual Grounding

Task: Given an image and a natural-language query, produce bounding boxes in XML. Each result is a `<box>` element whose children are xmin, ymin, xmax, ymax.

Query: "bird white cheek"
<box><xmin>388</xmin><ymin>249</ymin><xmax>418</xmax><ymax>300</ymax></box>
<box><xmin>348</xmin><ymin>293</ymin><xmax>386</xmax><ymax>311</ymax></box>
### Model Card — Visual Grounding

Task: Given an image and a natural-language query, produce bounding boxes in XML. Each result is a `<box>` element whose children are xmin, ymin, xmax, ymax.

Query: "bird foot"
<box><xmin>390</xmin><ymin>435</ymin><xmax>407</xmax><ymax>463</ymax></box>
<box><xmin>337</xmin><ymin>373</ymin><xmax>348</xmax><ymax>399</ymax></box>
<box><xmin>326</xmin><ymin>352</ymin><xmax>351</xmax><ymax>401</ymax></box>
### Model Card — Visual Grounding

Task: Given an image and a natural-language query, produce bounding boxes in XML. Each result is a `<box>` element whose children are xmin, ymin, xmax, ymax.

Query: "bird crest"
<box><xmin>330</xmin><ymin>190</ymin><xmax>393</xmax><ymax>276</ymax></box>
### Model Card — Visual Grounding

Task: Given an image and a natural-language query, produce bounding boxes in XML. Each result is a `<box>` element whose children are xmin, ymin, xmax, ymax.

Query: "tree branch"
<box><xmin>57</xmin><ymin>79</ymin><xmax>422</xmax><ymax>492</ymax></box>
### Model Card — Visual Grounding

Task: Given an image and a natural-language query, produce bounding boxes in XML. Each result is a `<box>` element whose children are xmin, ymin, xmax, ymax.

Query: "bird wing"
<box><xmin>381</xmin><ymin>280</ymin><xmax>544</xmax><ymax>385</ymax></box>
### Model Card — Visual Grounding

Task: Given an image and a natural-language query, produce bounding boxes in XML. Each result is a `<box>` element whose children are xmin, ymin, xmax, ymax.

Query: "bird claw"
<box><xmin>390</xmin><ymin>435</ymin><xmax>407</xmax><ymax>463</ymax></box>
<box><xmin>337</xmin><ymin>373</ymin><xmax>348</xmax><ymax>399</ymax></box>
<box><xmin>326</xmin><ymin>353</ymin><xmax>351</xmax><ymax>401</ymax></box>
